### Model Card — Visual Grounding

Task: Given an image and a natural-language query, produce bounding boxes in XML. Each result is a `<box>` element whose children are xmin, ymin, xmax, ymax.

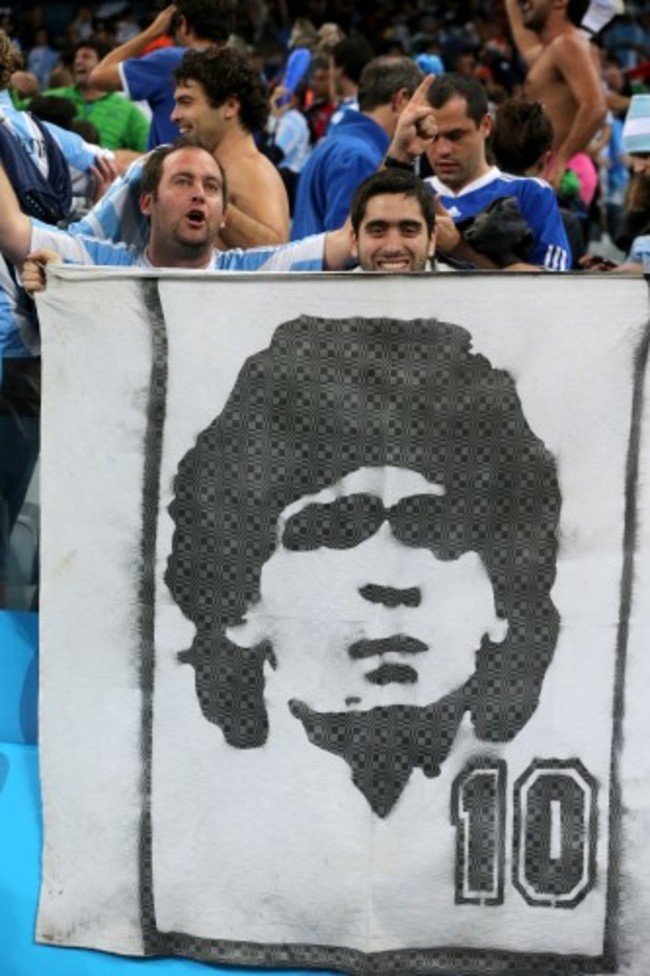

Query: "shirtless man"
<box><xmin>505</xmin><ymin>0</ymin><xmax>606</xmax><ymax>189</ymax></box>
<box><xmin>172</xmin><ymin>46</ymin><xmax>290</xmax><ymax>247</ymax></box>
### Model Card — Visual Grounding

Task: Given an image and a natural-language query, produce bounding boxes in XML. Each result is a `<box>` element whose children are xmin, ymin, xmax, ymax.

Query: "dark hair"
<box><xmin>332</xmin><ymin>37</ymin><xmax>374</xmax><ymax>84</ymax></box>
<box><xmin>490</xmin><ymin>98</ymin><xmax>553</xmax><ymax>174</ymax></box>
<box><xmin>74</xmin><ymin>37</ymin><xmax>112</xmax><ymax>61</ymax></box>
<box><xmin>174</xmin><ymin>0</ymin><xmax>234</xmax><ymax>44</ymax></box>
<box><xmin>140</xmin><ymin>135</ymin><xmax>227</xmax><ymax>201</ymax></box>
<box><xmin>357</xmin><ymin>56</ymin><xmax>424</xmax><ymax>113</ymax></box>
<box><xmin>427</xmin><ymin>73</ymin><xmax>488</xmax><ymax>126</ymax></box>
<box><xmin>167</xmin><ymin>317</ymin><xmax>561</xmax><ymax>750</ymax></box>
<box><xmin>350</xmin><ymin>169</ymin><xmax>436</xmax><ymax>235</ymax></box>
<box><xmin>174</xmin><ymin>47</ymin><xmax>269</xmax><ymax>134</ymax></box>
<box><xmin>567</xmin><ymin>0</ymin><xmax>590</xmax><ymax>26</ymax></box>
<box><xmin>310</xmin><ymin>54</ymin><xmax>331</xmax><ymax>74</ymax></box>
<box><xmin>29</xmin><ymin>94</ymin><xmax>77</xmax><ymax>130</ymax></box>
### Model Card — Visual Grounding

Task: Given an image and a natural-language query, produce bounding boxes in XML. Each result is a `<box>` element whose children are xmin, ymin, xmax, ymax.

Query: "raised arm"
<box><xmin>0</xmin><ymin>162</ymin><xmax>33</xmax><ymax>266</ymax></box>
<box><xmin>504</xmin><ymin>0</ymin><xmax>544</xmax><ymax>67</ymax></box>
<box><xmin>89</xmin><ymin>4</ymin><xmax>177</xmax><ymax>91</ymax></box>
<box><xmin>544</xmin><ymin>34</ymin><xmax>607</xmax><ymax>186</ymax></box>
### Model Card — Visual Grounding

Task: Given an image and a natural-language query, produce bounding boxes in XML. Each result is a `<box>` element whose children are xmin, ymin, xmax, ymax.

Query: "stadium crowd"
<box><xmin>0</xmin><ymin>0</ymin><xmax>649</xmax><ymax>607</ymax></box>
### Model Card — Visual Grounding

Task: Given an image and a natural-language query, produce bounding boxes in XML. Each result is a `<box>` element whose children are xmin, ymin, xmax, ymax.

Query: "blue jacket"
<box><xmin>291</xmin><ymin>112</ymin><xmax>389</xmax><ymax>239</ymax></box>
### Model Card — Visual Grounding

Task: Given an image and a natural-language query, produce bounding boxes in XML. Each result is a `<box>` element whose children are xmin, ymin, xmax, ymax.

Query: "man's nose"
<box><xmin>382</xmin><ymin>228</ymin><xmax>405</xmax><ymax>250</ymax></box>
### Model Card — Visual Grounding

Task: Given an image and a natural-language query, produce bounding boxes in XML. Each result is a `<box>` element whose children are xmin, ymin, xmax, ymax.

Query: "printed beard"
<box><xmin>288</xmin><ymin>689</ymin><xmax>468</xmax><ymax>818</ymax></box>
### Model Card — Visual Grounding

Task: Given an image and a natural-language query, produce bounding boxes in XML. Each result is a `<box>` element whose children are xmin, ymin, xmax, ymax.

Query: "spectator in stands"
<box><xmin>61</xmin><ymin>47</ymin><xmax>292</xmax><ymax>252</ymax></box>
<box><xmin>386</xmin><ymin>74</ymin><xmax>571</xmax><ymax>270</ymax></box>
<box><xmin>291</xmin><ymin>56</ymin><xmax>424</xmax><ymax>239</ymax></box>
<box><xmin>505</xmin><ymin>0</ymin><xmax>606</xmax><ymax>192</ymax></box>
<box><xmin>304</xmin><ymin>54</ymin><xmax>336</xmax><ymax>143</ymax></box>
<box><xmin>46</xmin><ymin>38</ymin><xmax>149</xmax><ymax>159</ymax></box>
<box><xmin>0</xmin><ymin>29</ymin><xmax>113</xmax><ymax>607</ymax></box>
<box><xmin>172</xmin><ymin>47</ymin><xmax>290</xmax><ymax>246</ymax></box>
<box><xmin>490</xmin><ymin>96</ymin><xmax>587</xmax><ymax>266</ymax></box>
<box><xmin>88</xmin><ymin>0</ymin><xmax>233</xmax><ymax>149</ymax></box>
<box><xmin>13</xmin><ymin>140</ymin><xmax>351</xmax><ymax>278</ymax></box>
<box><xmin>328</xmin><ymin>36</ymin><xmax>374</xmax><ymax>128</ymax></box>
<box><xmin>266</xmin><ymin>81</ymin><xmax>311</xmax><ymax>214</ymax></box>
<box><xmin>606</xmin><ymin>94</ymin><xmax>650</xmax><ymax>272</ymax></box>
<box><xmin>349</xmin><ymin>169</ymin><xmax>438</xmax><ymax>272</ymax></box>
<box><xmin>25</xmin><ymin>27</ymin><xmax>59</xmax><ymax>89</ymax></box>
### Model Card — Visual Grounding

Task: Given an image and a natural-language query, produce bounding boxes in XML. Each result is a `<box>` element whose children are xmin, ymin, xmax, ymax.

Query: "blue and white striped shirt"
<box><xmin>32</xmin><ymin>223</ymin><xmax>326</xmax><ymax>272</ymax></box>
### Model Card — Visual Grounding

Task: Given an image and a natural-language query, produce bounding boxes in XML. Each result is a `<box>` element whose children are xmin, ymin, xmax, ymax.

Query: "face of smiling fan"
<box><xmin>352</xmin><ymin>194</ymin><xmax>436</xmax><ymax>272</ymax></box>
<box><xmin>140</xmin><ymin>146</ymin><xmax>225</xmax><ymax>257</ymax></box>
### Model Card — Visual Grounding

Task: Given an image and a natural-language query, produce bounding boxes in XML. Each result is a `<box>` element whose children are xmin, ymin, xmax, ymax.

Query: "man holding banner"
<box><xmin>0</xmin><ymin>137</ymin><xmax>351</xmax><ymax>275</ymax></box>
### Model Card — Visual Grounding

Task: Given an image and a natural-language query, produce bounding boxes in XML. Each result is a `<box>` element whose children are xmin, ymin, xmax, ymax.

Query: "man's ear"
<box><xmin>220</xmin><ymin>204</ymin><xmax>228</xmax><ymax>229</ymax></box>
<box><xmin>391</xmin><ymin>87</ymin><xmax>412</xmax><ymax>114</ymax></box>
<box><xmin>223</xmin><ymin>96</ymin><xmax>240</xmax><ymax>121</ymax></box>
<box><xmin>479</xmin><ymin>111</ymin><xmax>493</xmax><ymax>140</ymax></box>
<box><xmin>350</xmin><ymin>232</ymin><xmax>359</xmax><ymax>259</ymax></box>
<box><xmin>139</xmin><ymin>191</ymin><xmax>153</xmax><ymax>217</ymax></box>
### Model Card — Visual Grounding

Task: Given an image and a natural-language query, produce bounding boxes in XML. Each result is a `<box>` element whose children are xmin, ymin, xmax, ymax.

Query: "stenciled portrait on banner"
<box><xmin>149</xmin><ymin>309</ymin><xmax>614</xmax><ymax>972</ymax></box>
<box><xmin>166</xmin><ymin>317</ymin><xmax>561</xmax><ymax>817</ymax></box>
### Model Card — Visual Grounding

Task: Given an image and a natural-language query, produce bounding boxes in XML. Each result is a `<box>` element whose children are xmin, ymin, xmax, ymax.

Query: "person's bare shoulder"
<box><xmin>548</xmin><ymin>29</ymin><xmax>593</xmax><ymax>71</ymax></box>
<box><xmin>225</xmin><ymin>151</ymin><xmax>290</xmax><ymax>240</ymax></box>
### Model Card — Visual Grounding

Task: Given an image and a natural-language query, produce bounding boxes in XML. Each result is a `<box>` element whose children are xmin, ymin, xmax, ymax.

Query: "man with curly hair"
<box><xmin>89</xmin><ymin>0</ymin><xmax>233</xmax><ymax>149</ymax></box>
<box><xmin>171</xmin><ymin>46</ymin><xmax>290</xmax><ymax>246</ymax></box>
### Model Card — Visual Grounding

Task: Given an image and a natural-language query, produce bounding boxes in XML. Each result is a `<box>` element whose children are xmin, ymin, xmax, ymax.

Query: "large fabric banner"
<box><xmin>35</xmin><ymin>270</ymin><xmax>650</xmax><ymax>975</ymax></box>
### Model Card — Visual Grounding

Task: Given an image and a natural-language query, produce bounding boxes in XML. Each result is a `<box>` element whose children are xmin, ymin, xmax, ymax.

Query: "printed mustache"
<box><xmin>348</xmin><ymin>634</ymin><xmax>429</xmax><ymax>660</ymax></box>
<box><xmin>364</xmin><ymin>663</ymin><xmax>419</xmax><ymax>685</ymax></box>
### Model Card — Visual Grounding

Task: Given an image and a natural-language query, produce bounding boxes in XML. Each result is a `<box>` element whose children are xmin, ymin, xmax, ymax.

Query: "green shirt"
<box><xmin>45</xmin><ymin>86</ymin><xmax>150</xmax><ymax>152</ymax></box>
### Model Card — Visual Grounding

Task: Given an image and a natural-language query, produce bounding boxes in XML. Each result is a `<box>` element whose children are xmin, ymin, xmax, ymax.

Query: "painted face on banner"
<box><xmin>227</xmin><ymin>465</ymin><xmax>508</xmax><ymax>714</ymax></box>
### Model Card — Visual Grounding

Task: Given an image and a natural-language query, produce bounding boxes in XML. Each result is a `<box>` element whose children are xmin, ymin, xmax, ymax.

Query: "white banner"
<box><xmin>35</xmin><ymin>270</ymin><xmax>650</xmax><ymax>975</ymax></box>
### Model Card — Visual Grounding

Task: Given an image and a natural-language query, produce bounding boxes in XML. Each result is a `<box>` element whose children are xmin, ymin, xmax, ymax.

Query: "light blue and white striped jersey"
<box><xmin>271</xmin><ymin>109</ymin><xmax>311</xmax><ymax>174</ymax></box>
<box><xmin>31</xmin><ymin>223</ymin><xmax>326</xmax><ymax>272</ymax></box>
<box><xmin>0</xmin><ymin>90</ymin><xmax>108</xmax><ymax>197</ymax></box>
<box><xmin>628</xmin><ymin>235</ymin><xmax>650</xmax><ymax>270</ymax></box>
<box><xmin>68</xmin><ymin>154</ymin><xmax>149</xmax><ymax>248</ymax></box>
<box><xmin>425</xmin><ymin>166</ymin><xmax>571</xmax><ymax>271</ymax></box>
<box><xmin>0</xmin><ymin>90</ymin><xmax>110</xmax><ymax>359</ymax></box>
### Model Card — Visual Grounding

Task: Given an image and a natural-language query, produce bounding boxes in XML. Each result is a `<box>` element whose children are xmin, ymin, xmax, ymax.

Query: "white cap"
<box><xmin>622</xmin><ymin>95</ymin><xmax>650</xmax><ymax>155</ymax></box>
<box><xmin>581</xmin><ymin>0</ymin><xmax>624</xmax><ymax>35</ymax></box>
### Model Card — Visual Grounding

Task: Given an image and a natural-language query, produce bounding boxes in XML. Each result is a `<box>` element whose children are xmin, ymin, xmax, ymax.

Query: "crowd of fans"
<box><xmin>0</xmin><ymin>0</ymin><xmax>650</xmax><ymax>608</ymax></box>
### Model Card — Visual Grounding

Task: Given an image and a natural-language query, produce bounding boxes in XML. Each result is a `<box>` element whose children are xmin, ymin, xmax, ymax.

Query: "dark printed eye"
<box><xmin>390</xmin><ymin>494</ymin><xmax>469</xmax><ymax>559</ymax></box>
<box><xmin>282</xmin><ymin>494</ymin><xmax>385</xmax><ymax>551</ymax></box>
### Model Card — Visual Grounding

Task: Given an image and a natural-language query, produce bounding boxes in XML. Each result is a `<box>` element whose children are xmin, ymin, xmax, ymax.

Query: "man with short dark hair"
<box><xmin>291</xmin><ymin>56</ymin><xmax>424</xmax><ymax>239</ymax></box>
<box><xmin>46</xmin><ymin>38</ymin><xmax>149</xmax><ymax>156</ymax></box>
<box><xmin>387</xmin><ymin>74</ymin><xmax>572</xmax><ymax>270</ymax></box>
<box><xmin>505</xmin><ymin>0</ymin><xmax>606</xmax><ymax>191</ymax></box>
<box><xmin>328</xmin><ymin>36</ymin><xmax>374</xmax><ymax>127</ymax></box>
<box><xmin>88</xmin><ymin>0</ymin><xmax>233</xmax><ymax>149</ymax></box>
<box><xmin>350</xmin><ymin>169</ymin><xmax>437</xmax><ymax>272</ymax></box>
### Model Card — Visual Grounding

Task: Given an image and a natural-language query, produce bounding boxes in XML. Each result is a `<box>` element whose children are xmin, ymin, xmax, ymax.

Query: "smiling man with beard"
<box><xmin>166</xmin><ymin>315</ymin><xmax>562</xmax><ymax>818</ymax></box>
<box><xmin>349</xmin><ymin>169</ymin><xmax>438</xmax><ymax>273</ymax></box>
